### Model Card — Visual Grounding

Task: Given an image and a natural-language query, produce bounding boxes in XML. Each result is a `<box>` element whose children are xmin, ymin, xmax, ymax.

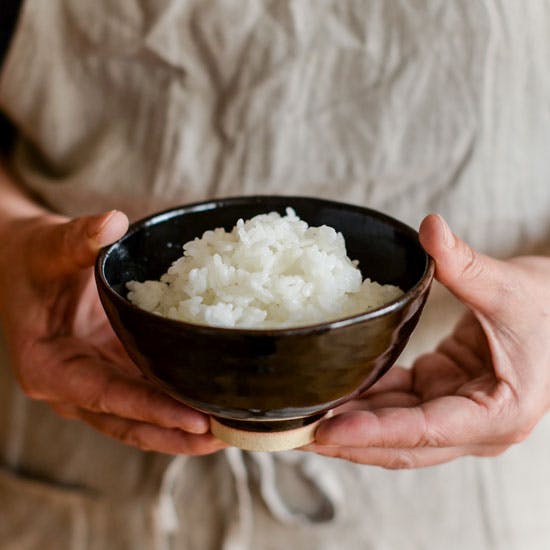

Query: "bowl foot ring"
<box><xmin>210</xmin><ymin>412</ymin><xmax>332</xmax><ymax>452</ymax></box>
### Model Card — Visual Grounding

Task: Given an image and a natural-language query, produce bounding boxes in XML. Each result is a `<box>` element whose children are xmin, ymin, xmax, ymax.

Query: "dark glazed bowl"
<box><xmin>95</xmin><ymin>196</ymin><xmax>434</xmax><ymax>445</ymax></box>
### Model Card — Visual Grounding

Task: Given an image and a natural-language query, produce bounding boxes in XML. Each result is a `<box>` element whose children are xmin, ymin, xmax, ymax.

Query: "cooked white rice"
<box><xmin>127</xmin><ymin>208</ymin><xmax>403</xmax><ymax>328</ymax></box>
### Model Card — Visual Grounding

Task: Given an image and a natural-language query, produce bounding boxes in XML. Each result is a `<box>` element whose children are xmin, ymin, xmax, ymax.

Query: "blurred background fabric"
<box><xmin>0</xmin><ymin>0</ymin><xmax>21</xmax><ymax>153</ymax></box>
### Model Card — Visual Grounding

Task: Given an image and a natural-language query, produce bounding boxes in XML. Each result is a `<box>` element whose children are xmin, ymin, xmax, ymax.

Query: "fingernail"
<box><xmin>436</xmin><ymin>214</ymin><xmax>455</xmax><ymax>248</ymax></box>
<box><xmin>87</xmin><ymin>210</ymin><xmax>118</xmax><ymax>239</ymax></box>
<box><xmin>185</xmin><ymin>413</ymin><xmax>210</xmax><ymax>434</ymax></box>
<box><xmin>314</xmin><ymin>422</ymin><xmax>335</xmax><ymax>445</ymax></box>
<box><xmin>89</xmin><ymin>210</ymin><xmax>129</xmax><ymax>248</ymax></box>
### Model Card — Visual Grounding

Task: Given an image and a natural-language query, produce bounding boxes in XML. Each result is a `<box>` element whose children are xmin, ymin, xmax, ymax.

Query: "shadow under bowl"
<box><xmin>95</xmin><ymin>196</ymin><xmax>434</xmax><ymax>443</ymax></box>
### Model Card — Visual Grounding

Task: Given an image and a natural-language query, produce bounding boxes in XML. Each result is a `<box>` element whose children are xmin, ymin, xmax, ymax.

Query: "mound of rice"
<box><xmin>127</xmin><ymin>208</ymin><xmax>403</xmax><ymax>328</ymax></box>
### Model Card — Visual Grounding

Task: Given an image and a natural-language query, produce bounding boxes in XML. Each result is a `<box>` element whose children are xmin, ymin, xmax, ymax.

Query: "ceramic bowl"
<box><xmin>95</xmin><ymin>196</ymin><xmax>434</xmax><ymax>450</ymax></box>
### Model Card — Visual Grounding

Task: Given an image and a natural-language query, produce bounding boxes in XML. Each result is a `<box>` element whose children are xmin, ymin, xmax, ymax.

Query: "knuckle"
<box><xmin>18</xmin><ymin>378</ymin><xmax>41</xmax><ymax>400</ymax></box>
<box><xmin>86</xmin><ymin>374</ymin><xmax>117</xmax><ymax>414</ymax></box>
<box><xmin>410</xmin><ymin>409</ymin><xmax>448</xmax><ymax>448</ymax></box>
<box><xmin>499</xmin><ymin>394</ymin><xmax>538</xmax><ymax>446</ymax></box>
<box><xmin>49</xmin><ymin>403</ymin><xmax>77</xmax><ymax>420</ymax></box>
<box><xmin>474</xmin><ymin>446</ymin><xmax>509</xmax><ymax>458</ymax></box>
<box><xmin>331</xmin><ymin>448</ymin><xmax>365</xmax><ymax>466</ymax></box>
<box><xmin>16</xmin><ymin>371</ymin><xmax>45</xmax><ymax>400</ymax></box>
<box><xmin>117</xmin><ymin>425</ymin><xmax>151</xmax><ymax>451</ymax></box>
<box><xmin>138</xmin><ymin>386</ymin><xmax>165</xmax><ymax>414</ymax></box>
<box><xmin>385</xmin><ymin>451</ymin><xmax>418</xmax><ymax>470</ymax></box>
<box><xmin>421</xmin><ymin>429</ymin><xmax>447</xmax><ymax>448</ymax></box>
<box><xmin>460</xmin><ymin>246</ymin><xmax>483</xmax><ymax>282</ymax></box>
<box><xmin>508</xmin><ymin>423</ymin><xmax>534</xmax><ymax>445</ymax></box>
<box><xmin>14</xmin><ymin>346</ymin><xmax>57</xmax><ymax>402</ymax></box>
<box><xmin>493</xmin><ymin>410</ymin><xmax>537</xmax><ymax>447</ymax></box>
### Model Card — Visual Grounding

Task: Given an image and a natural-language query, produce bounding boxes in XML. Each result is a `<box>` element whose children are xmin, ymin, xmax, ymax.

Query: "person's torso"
<box><xmin>1</xmin><ymin>1</ymin><xmax>549</xmax><ymax>259</ymax></box>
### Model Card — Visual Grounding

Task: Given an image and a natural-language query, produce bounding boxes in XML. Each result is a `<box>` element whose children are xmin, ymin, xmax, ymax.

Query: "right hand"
<box><xmin>0</xmin><ymin>210</ymin><xmax>226</xmax><ymax>455</ymax></box>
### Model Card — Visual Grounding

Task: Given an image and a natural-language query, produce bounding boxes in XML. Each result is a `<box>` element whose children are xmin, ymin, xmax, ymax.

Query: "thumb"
<box><xmin>419</xmin><ymin>214</ymin><xmax>510</xmax><ymax>316</ymax></box>
<box><xmin>35</xmin><ymin>210</ymin><xmax>129</xmax><ymax>278</ymax></box>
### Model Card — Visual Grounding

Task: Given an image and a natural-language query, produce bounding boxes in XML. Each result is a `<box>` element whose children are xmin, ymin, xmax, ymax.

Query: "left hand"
<box><xmin>306</xmin><ymin>214</ymin><xmax>550</xmax><ymax>468</ymax></box>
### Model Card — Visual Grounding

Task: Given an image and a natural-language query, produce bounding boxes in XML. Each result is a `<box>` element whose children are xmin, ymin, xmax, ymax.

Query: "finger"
<box><xmin>33</xmin><ymin>343</ymin><xmax>210</xmax><ymax>434</ymax></box>
<box><xmin>73</xmin><ymin>365</ymin><xmax>209</xmax><ymax>433</ymax></box>
<box><xmin>361</xmin><ymin>366</ymin><xmax>414</xmax><ymax>396</ymax></box>
<box><xmin>314</xmin><ymin>390</ymin><xmax>513</xmax><ymax>449</ymax></box>
<box><xmin>77</xmin><ymin>411</ymin><xmax>227</xmax><ymax>455</ymax></box>
<box><xmin>336</xmin><ymin>392</ymin><xmax>421</xmax><ymax>412</ymax></box>
<box><xmin>48</xmin><ymin>401</ymin><xmax>80</xmax><ymax>420</ymax></box>
<box><xmin>419</xmin><ymin>214</ymin><xmax>515</xmax><ymax>317</ymax></box>
<box><xmin>305</xmin><ymin>444</ymin><xmax>464</xmax><ymax>469</ymax></box>
<box><xmin>304</xmin><ymin>443</ymin><xmax>509</xmax><ymax>469</ymax></box>
<box><xmin>32</xmin><ymin>210</ymin><xmax>129</xmax><ymax>278</ymax></box>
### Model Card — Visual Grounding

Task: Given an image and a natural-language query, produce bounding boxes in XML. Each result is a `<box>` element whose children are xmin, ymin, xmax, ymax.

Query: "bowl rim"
<box><xmin>95</xmin><ymin>195</ymin><xmax>435</xmax><ymax>337</ymax></box>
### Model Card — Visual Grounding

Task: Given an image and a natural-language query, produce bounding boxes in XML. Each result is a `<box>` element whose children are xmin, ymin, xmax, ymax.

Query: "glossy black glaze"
<box><xmin>95</xmin><ymin>196</ymin><xmax>434</xmax><ymax>432</ymax></box>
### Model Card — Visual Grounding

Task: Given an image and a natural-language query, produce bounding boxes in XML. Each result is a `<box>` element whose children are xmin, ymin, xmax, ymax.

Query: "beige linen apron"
<box><xmin>1</xmin><ymin>1</ymin><xmax>550</xmax><ymax>549</ymax></box>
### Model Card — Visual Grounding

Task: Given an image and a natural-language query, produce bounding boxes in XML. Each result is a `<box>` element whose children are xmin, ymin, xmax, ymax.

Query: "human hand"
<box><xmin>0</xmin><ymin>211</ymin><xmax>225</xmax><ymax>455</ymax></box>
<box><xmin>307</xmin><ymin>214</ymin><xmax>550</xmax><ymax>468</ymax></box>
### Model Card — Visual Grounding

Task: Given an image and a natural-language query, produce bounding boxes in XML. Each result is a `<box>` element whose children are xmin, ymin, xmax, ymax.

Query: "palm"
<box><xmin>30</xmin><ymin>267</ymin><xmax>158</xmax><ymax>413</ymax></box>
<box><xmin>69</xmin><ymin>272</ymin><xmax>137</xmax><ymax>373</ymax></box>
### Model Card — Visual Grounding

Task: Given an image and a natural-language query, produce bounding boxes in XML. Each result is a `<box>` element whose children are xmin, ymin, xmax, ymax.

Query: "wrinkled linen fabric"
<box><xmin>1</xmin><ymin>1</ymin><xmax>550</xmax><ymax>549</ymax></box>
